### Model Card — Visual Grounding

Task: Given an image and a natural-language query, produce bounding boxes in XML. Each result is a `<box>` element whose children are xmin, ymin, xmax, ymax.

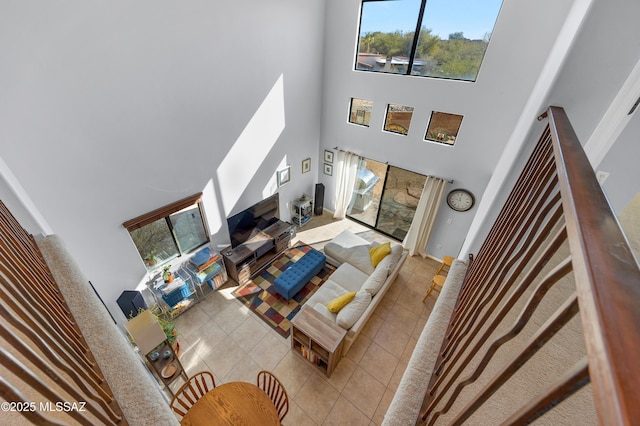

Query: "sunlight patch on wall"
<box><xmin>217</xmin><ymin>74</ymin><xmax>286</xmax><ymax>215</ymax></box>
<box><xmin>201</xmin><ymin>178</ymin><xmax>222</xmax><ymax>235</ymax></box>
<box><xmin>263</xmin><ymin>156</ymin><xmax>287</xmax><ymax>198</ymax></box>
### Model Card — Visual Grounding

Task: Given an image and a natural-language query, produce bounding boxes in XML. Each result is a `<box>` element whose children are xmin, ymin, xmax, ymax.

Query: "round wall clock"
<box><xmin>447</xmin><ymin>189</ymin><xmax>475</xmax><ymax>212</ymax></box>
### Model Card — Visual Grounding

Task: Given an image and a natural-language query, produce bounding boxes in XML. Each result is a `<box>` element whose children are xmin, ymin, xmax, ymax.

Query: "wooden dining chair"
<box><xmin>257</xmin><ymin>370</ymin><xmax>289</xmax><ymax>421</ymax></box>
<box><xmin>170</xmin><ymin>371</ymin><xmax>216</xmax><ymax>418</ymax></box>
<box><xmin>423</xmin><ymin>274</ymin><xmax>446</xmax><ymax>302</ymax></box>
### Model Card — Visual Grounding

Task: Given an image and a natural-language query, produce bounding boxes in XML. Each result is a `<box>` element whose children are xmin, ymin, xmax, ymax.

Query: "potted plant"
<box><xmin>152</xmin><ymin>305</ymin><xmax>179</xmax><ymax>353</ymax></box>
<box><xmin>162</xmin><ymin>265</ymin><xmax>174</xmax><ymax>283</ymax></box>
<box><xmin>144</xmin><ymin>250</ymin><xmax>158</xmax><ymax>267</ymax></box>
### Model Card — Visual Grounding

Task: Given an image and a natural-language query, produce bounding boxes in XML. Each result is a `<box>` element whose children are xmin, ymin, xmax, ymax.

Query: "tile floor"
<box><xmin>170</xmin><ymin>215</ymin><xmax>441</xmax><ymax>425</ymax></box>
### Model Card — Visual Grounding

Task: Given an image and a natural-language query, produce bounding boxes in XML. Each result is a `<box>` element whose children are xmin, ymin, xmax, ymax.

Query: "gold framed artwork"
<box><xmin>302</xmin><ymin>158</ymin><xmax>311</xmax><ymax>174</ymax></box>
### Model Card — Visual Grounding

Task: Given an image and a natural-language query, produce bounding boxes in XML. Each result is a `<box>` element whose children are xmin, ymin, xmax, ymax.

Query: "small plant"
<box><xmin>144</xmin><ymin>250</ymin><xmax>158</xmax><ymax>266</ymax></box>
<box><xmin>162</xmin><ymin>265</ymin><xmax>173</xmax><ymax>283</ymax></box>
<box><xmin>154</xmin><ymin>309</ymin><xmax>178</xmax><ymax>346</ymax></box>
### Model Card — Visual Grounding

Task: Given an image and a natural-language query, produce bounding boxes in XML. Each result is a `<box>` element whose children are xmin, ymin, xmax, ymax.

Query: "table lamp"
<box><xmin>125</xmin><ymin>310</ymin><xmax>166</xmax><ymax>354</ymax></box>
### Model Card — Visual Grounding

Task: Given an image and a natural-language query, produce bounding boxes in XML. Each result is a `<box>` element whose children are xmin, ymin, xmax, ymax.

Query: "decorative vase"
<box><xmin>164</xmin><ymin>273</ymin><xmax>174</xmax><ymax>283</ymax></box>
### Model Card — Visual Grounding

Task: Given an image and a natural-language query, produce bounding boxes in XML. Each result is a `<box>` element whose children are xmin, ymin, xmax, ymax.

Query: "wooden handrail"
<box><xmin>546</xmin><ymin>106</ymin><xmax>640</xmax><ymax>424</ymax></box>
<box><xmin>419</xmin><ymin>106</ymin><xmax>640</xmax><ymax>425</ymax></box>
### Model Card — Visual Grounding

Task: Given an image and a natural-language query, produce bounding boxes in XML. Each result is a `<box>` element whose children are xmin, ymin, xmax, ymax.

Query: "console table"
<box><xmin>222</xmin><ymin>220</ymin><xmax>295</xmax><ymax>284</ymax></box>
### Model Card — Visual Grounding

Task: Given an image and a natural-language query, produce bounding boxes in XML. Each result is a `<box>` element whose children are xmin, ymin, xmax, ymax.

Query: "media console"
<box><xmin>222</xmin><ymin>220</ymin><xmax>295</xmax><ymax>284</ymax></box>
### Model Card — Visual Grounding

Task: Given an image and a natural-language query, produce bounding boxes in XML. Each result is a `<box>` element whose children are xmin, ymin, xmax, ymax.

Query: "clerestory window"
<box><xmin>123</xmin><ymin>193</ymin><xmax>209</xmax><ymax>270</ymax></box>
<box><xmin>355</xmin><ymin>0</ymin><xmax>503</xmax><ymax>81</ymax></box>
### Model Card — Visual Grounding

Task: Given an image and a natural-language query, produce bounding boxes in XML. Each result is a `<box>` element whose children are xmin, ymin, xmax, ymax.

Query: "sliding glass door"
<box><xmin>347</xmin><ymin>159</ymin><xmax>386</xmax><ymax>227</ymax></box>
<box><xmin>347</xmin><ymin>158</ymin><xmax>427</xmax><ymax>241</ymax></box>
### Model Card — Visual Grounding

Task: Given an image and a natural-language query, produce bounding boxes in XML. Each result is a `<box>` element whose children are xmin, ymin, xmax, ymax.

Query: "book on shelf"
<box><xmin>208</xmin><ymin>272</ymin><xmax>227</xmax><ymax>289</ymax></box>
<box><xmin>300</xmin><ymin>345</ymin><xmax>319</xmax><ymax>365</ymax></box>
<box><xmin>190</xmin><ymin>253</ymin><xmax>220</xmax><ymax>271</ymax></box>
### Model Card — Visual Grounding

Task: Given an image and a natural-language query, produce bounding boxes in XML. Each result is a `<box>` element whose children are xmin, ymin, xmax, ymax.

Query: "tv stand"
<box><xmin>222</xmin><ymin>220</ymin><xmax>295</xmax><ymax>284</ymax></box>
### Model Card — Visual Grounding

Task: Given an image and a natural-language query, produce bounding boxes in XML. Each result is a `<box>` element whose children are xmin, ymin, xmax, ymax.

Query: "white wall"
<box><xmin>464</xmin><ymin>0</ymin><xmax>640</xmax><ymax>254</ymax></box>
<box><xmin>0</xmin><ymin>0</ymin><xmax>326</xmax><ymax>322</ymax></box>
<box><xmin>546</xmin><ymin>0</ymin><xmax>640</xmax><ymax>215</ymax></box>
<box><xmin>319</xmin><ymin>0</ymin><xmax>575</xmax><ymax>259</ymax></box>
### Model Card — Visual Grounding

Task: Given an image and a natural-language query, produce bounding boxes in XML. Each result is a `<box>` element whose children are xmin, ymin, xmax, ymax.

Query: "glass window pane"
<box><xmin>384</xmin><ymin>104</ymin><xmax>414</xmax><ymax>135</ymax></box>
<box><xmin>376</xmin><ymin>166</ymin><xmax>427</xmax><ymax>240</ymax></box>
<box><xmin>130</xmin><ymin>218</ymin><xmax>179</xmax><ymax>269</ymax></box>
<box><xmin>356</xmin><ymin>0</ymin><xmax>422</xmax><ymax>75</ymax></box>
<box><xmin>412</xmin><ymin>0</ymin><xmax>503</xmax><ymax>80</ymax></box>
<box><xmin>425</xmin><ymin>111</ymin><xmax>464</xmax><ymax>145</ymax></box>
<box><xmin>348</xmin><ymin>159</ymin><xmax>387</xmax><ymax>227</ymax></box>
<box><xmin>349</xmin><ymin>98</ymin><xmax>374</xmax><ymax>126</ymax></box>
<box><xmin>169</xmin><ymin>205</ymin><xmax>208</xmax><ymax>253</ymax></box>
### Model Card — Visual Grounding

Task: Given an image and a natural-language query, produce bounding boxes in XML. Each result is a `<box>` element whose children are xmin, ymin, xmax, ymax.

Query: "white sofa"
<box><xmin>302</xmin><ymin>230</ymin><xmax>407</xmax><ymax>354</ymax></box>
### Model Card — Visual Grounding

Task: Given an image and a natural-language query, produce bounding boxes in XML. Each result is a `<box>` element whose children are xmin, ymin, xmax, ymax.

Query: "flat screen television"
<box><xmin>227</xmin><ymin>193</ymin><xmax>280</xmax><ymax>248</ymax></box>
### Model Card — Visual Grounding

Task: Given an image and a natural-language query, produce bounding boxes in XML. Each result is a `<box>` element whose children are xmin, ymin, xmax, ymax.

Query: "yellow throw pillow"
<box><xmin>327</xmin><ymin>292</ymin><xmax>356</xmax><ymax>313</ymax></box>
<box><xmin>369</xmin><ymin>242</ymin><xmax>391</xmax><ymax>267</ymax></box>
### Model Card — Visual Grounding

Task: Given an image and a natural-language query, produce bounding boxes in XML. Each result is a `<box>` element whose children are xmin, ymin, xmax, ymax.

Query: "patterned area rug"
<box><xmin>232</xmin><ymin>244</ymin><xmax>335</xmax><ymax>338</ymax></box>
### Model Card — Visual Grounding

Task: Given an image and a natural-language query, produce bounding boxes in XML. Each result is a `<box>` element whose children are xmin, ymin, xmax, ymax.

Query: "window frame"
<box><xmin>123</xmin><ymin>193</ymin><xmax>210</xmax><ymax>269</ymax></box>
<box><xmin>356</xmin><ymin>0</ymin><xmax>500</xmax><ymax>82</ymax></box>
<box><xmin>348</xmin><ymin>97</ymin><xmax>374</xmax><ymax>127</ymax></box>
<box><xmin>383</xmin><ymin>103</ymin><xmax>414</xmax><ymax>136</ymax></box>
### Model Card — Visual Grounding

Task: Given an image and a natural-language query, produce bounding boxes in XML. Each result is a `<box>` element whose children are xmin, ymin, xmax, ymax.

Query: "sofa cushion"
<box><xmin>327</xmin><ymin>291</ymin><xmax>356</xmax><ymax>313</ymax></box>
<box><xmin>306</xmin><ymin>280</ymin><xmax>348</xmax><ymax>307</ymax></box>
<box><xmin>361</xmin><ymin>264</ymin><xmax>389</xmax><ymax>296</ymax></box>
<box><xmin>377</xmin><ymin>244</ymin><xmax>403</xmax><ymax>274</ymax></box>
<box><xmin>336</xmin><ymin>290</ymin><xmax>371</xmax><ymax>329</ymax></box>
<box><xmin>324</xmin><ymin>242</ymin><xmax>376</xmax><ymax>275</ymax></box>
<box><xmin>369</xmin><ymin>242</ymin><xmax>391</xmax><ymax>267</ymax></box>
<box><xmin>327</xmin><ymin>262</ymin><xmax>370</xmax><ymax>293</ymax></box>
<box><xmin>313</xmin><ymin>303</ymin><xmax>337</xmax><ymax>323</ymax></box>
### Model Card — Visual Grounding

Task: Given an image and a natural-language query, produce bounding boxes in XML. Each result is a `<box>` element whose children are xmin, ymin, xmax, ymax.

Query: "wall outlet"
<box><xmin>446</xmin><ymin>218</ymin><xmax>453</xmax><ymax>224</ymax></box>
<box><xmin>596</xmin><ymin>170</ymin><xmax>610</xmax><ymax>184</ymax></box>
<box><xmin>436</xmin><ymin>244</ymin><xmax>442</xmax><ymax>249</ymax></box>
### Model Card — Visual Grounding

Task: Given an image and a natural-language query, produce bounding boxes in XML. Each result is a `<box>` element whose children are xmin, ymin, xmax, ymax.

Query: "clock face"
<box><xmin>447</xmin><ymin>189</ymin><xmax>474</xmax><ymax>212</ymax></box>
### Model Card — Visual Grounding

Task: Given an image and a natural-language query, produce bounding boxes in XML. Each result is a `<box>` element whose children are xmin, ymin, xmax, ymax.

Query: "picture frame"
<box><xmin>323</xmin><ymin>163</ymin><xmax>333</xmax><ymax>176</ymax></box>
<box><xmin>277</xmin><ymin>166</ymin><xmax>291</xmax><ymax>187</ymax></box>
<box><xmin>302</xmin><ymin>158</ymin><xmax>311</xmax><ymax>174</ymax></box>
<box><xmin>324</xmin><ymin>150</ymin><xmax>334</xmax><ymax>163</ymax></box>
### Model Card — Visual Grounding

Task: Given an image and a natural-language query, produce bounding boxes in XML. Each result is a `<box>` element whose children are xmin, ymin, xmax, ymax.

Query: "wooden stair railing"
<box><xmin>0</xmin><ymin>201</ymin><xmax>127</xmax><ymax>425</ymax></box>
<box><xmin>419</xmin><ymin>106</ymin><xmax>640</xmax><ymax>425</ymax></box>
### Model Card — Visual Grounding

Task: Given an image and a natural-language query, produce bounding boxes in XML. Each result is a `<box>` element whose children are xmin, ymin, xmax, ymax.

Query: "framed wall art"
<box><xmin>324</xmin><ymin>150</ymin><xmax>334</xmax><ymax>163</ymax></box>
<box><xmin>277</xmin><ymin>166</ymin><xmax>291</xmax><ymax>187</ymax></box>
<box><xmin>323</xmin><ymin>163</ymin><xmax>333</xmax><ymax>176</ymax></box>
<box><xmin>302</xmin><ymin>158</ymin><xmax>311</xmax><ymax>174</ymax></box>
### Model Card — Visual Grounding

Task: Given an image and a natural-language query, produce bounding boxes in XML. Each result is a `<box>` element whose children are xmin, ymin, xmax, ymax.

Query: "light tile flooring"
<box><xmin>170</xmin><ymin>215</ymin><xmax>441</xmax><ymax>425</ymax></box>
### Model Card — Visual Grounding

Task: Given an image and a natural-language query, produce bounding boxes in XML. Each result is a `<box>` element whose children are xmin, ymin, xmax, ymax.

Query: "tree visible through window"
<box><xmin>355</xmin><ymin>0</ymin><xmax>503</xmax><ymax>81</ymax></box>
<box><xmin>123</xmin><ymin>194</ymin><xmax>209</xmax><ymax>270</ymax></box>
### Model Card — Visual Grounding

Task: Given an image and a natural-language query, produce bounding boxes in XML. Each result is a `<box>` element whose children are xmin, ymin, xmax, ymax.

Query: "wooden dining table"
<box><xmin>180</xmin><ymin>381</ymin><xmax>281</xmax><ymax>425</ymax></box>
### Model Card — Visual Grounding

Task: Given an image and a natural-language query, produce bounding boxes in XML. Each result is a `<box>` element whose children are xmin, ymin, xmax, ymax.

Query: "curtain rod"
<box><xmin>331</xmin><ymin>146</ymin><xmax>454</xmax><ymax>184</ymax></box>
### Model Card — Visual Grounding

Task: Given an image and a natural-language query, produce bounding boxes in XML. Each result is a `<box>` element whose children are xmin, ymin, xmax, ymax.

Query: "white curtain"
<box><xmin>333</xmin><ymin>151</ymin><xmax>361</xmax><ymax>219</ymax></box>
<box><xmin>402</xmin><ymin>177</ymin><xmax>448</xmax><ymax>257</ymax></box>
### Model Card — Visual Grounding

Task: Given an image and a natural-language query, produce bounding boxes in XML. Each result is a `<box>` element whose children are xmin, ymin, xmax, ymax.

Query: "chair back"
<box><xmin>257</xmin><ymin>370</ymin><xmax>289</xmax><ymax>421</ymax></box>
<box><xmin>170</xmin><ymin>371</ymin><xmax>216</xmax><ymax>417</ymax></box>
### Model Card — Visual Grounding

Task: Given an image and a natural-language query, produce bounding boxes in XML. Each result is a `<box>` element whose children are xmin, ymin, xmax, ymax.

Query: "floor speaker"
<box><xmin>314</xmin><ymin>183</ymin><xmax>325</xmax><ymax>215</ymax></box>
<box><xmin>117</xmin><ymin>290</ymin><xmax>147</xmax><ymax>319</ymax></box>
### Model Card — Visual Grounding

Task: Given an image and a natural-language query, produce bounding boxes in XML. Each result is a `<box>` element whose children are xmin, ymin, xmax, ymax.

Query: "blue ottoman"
<box><xmin>274</xmin><ymin>249</ymin><xmax>326</xmax><ymax>300</ymax></box>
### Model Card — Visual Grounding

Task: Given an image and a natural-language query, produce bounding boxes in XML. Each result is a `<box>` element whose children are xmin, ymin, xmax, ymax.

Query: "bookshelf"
<box><xmin>290</xmin><ymin>305</ymin><xmax>346</xmax><ymax>377</ymax></box>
